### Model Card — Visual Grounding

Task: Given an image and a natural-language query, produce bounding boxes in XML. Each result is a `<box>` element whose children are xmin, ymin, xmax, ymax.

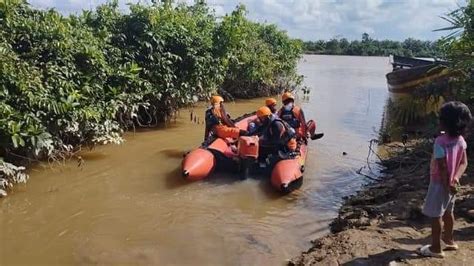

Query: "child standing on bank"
<box><xmin>419</xmin><ymin>101</ymin><xmax>472</xmax><ymax>258</ymax></box>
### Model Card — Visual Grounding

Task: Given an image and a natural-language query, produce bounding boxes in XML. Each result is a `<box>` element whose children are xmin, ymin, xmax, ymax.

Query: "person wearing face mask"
<box><xmin>204</xmin><ymin>95</ymin><xmax>248</xmax><ymax>141</ymax></box>
<box><xmin>278</xmin><ymin>92</ymin><xmax>307</xmax><ymax>140</ymax></box>
<box><xmin>255</xmin><ymin>106</ymin><xmax>297</xmax><ymax>155</ymax></box>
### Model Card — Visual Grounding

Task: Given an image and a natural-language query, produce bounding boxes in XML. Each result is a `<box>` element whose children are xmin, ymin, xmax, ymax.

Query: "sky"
<box><xmin>28</xmin><ymin>0</ymin><xmax>464</xmax><ymax>41</ymax></box>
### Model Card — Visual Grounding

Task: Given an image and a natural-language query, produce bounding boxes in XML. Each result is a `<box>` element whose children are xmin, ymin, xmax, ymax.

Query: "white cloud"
<box><xmin>27</xmin><ymin>0</ymin><xmax>463</xmax><ymax>41</ymax></box>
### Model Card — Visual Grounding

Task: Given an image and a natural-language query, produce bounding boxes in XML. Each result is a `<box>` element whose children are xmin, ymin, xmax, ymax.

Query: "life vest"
<box><xmin>279</xmin><ymin>106</ymin><xmax>301</xmax><ymax>129</ymax></box>
<box><xmin>205</xmin><ymin>107</ymin><xmax>222</xmax><ymax>128</ymax></box>
<box><xmin>264</xmin><ymin>118</ymin><xmax>296</xmax><ymax>146</ymax></box>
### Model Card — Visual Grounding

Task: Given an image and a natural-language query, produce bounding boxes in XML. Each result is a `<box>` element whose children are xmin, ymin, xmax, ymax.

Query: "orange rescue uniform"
<box><xmin>205</xmin><ymin>106</ymin><xmax>240</xmax><ymax>139</ymax></box>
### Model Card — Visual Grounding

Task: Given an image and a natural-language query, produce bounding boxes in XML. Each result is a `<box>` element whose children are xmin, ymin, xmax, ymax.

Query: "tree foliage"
<box><xmin>438</xmin><ymin>1</ymin><xmax>473</xmax><ymax>101</ymax></box>
<box><xmin>303</xmin><ymin>34</ymin><xmax>443</xmax><ymax>57</ymax></box>
<box><xmin>215</xmin><ymin>5</ymin><xmax>302</xmax><ymax>98</ymax></box>
<box><xmin>0</xmin><ymin>0</ymin><xmax>302</xmax><ymax>192</ymax></box>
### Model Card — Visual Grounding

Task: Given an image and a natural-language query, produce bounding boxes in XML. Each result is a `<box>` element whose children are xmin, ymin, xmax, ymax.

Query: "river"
<box><xmin>0</xmin><ymin>55</ymin><xmax>391</xmax><ymax>265</ymax></box>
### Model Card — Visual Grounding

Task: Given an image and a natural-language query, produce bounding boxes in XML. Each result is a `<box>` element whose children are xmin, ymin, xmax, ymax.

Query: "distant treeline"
<box><xmin>303</xmin><ymin>33</ymin><xmax>443</xmax><ymax>58</ymax></box>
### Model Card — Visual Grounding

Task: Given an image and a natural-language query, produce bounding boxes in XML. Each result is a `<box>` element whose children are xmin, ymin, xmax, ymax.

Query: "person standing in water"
<box><xmin>419</xmin><ymin>101</ymin><xmax>471</xmax><ymax>258</ymax></box>
<box><xmin>204</xmin><ymin>95</ymin><xmax>247</xmax><ymax>141</ymax></box>
<box><xmin>278</xmin><ymin>92</ymin><xmax>307</xmax><ymax>140</ymax></box>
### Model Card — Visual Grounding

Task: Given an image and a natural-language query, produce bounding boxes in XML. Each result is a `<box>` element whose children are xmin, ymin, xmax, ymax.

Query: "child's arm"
<box><xmin>453</xmin><ymin>149</ymin><xmax>468</xmax><ymax>183</ymax></box>
<box><xmin>436</xmin><ymin>158</ymin><xmax>450</xmax><ymax>189</ymax></box>
<box><xmin>434</xmin><ymin>139</ymin><xmax>449</xmax><ymax>188</ymax></box>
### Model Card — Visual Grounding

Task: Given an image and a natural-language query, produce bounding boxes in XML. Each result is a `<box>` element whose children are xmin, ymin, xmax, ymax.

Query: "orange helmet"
<box><xmin>256</xmin><ymin>106</ymin><xmax>272</xmax><ymax>119</ymax></box>
<box><xmin>282</xmin><ymin>92</ymin><xmax>294</xmax><ymax>102</ymax></box>
<box><xmin>210</xmin><ymin>95</ymin><xmax>224</xmax><ymax>105</ymax></box>
<box><xmin>265</xmin><ymin>98</ymin><xmax>277</xmax><ymax>107</ymax></box>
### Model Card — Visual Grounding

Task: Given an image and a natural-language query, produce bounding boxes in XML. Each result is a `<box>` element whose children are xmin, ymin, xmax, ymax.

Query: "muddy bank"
<box><xmin>290</xmin><ymin>140</ymin><xmax>474</xmax><ymax>265</ymax></box>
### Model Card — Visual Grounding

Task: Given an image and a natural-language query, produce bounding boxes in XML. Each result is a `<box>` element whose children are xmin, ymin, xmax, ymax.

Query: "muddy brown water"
<box><xmin>0</xmin><ymin>55</ymin><xmax>391</xmax><ymax>265</ymax></box>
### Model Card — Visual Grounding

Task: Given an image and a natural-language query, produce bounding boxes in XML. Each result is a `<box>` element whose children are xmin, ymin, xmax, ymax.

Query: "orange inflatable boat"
<box><xmin>182</xmin><ymin>114</ymin><xmax>321</xmax><ymax>193</ymax></box>
<box><xmin>270</xmin><ymin>120</ymin><xmax>316</xmax><ymax>193</ymax></box>
<box><xmin>182</xmin><ymin>114</ymin><xmax>257</xmax><ymax>181</ymax></box>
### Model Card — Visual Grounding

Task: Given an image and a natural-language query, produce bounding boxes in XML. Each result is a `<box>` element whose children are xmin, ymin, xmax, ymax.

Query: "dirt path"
<box><xmin>290</xmin><ymin>141</ymin><xmax>474</xmax><ymax>265</ymax></box>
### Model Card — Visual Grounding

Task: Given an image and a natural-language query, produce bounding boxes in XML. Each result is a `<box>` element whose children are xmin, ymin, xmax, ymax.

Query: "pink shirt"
<box><xmin>430</xmin><ymin>134</ymin><xmax>467</xmax><ymax>185</ymax></box>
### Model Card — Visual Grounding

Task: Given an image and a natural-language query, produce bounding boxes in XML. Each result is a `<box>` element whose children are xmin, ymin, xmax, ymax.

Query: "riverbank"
<box><xmin>290</xmin><ymin>140</ymin><xmax>474</xmax><ymax>265</ymax></box>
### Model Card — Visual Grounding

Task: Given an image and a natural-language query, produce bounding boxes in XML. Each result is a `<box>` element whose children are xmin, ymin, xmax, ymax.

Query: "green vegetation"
<box><xmin>303</xmin><ymin>33</ymin><xmax>442</xmax><ymax>57</ymax></box>
<box><xmin>0</xmin><ymin>0</ymin><xmax>302</xmax><ymax>195</ymax></box>
<box><xmin>381</xmin><ymin>1</ymin><xmax>473</xmax><ymax>138</ymax></box>
<box><xmin>438</xmin><ymin>1</ymin><xmax>473</xmax><ymax>102</ymax></box>
<box><xmin>217</xmin><ymin>6</ymin><xmax>303</xmax><ymax>98</ymax></box>
<box><xmin>438</xmin><ymin>1</ymin><xmax>474</xmax><ymax>148</ymax></box>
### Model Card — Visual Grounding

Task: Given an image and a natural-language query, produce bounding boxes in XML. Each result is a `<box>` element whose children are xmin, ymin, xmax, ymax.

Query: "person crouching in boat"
<box><xmin>204</xmin><ymin>95</ymin><xmax>248</xmax><ymax>141</ymax></box>
<box><xmin>278</xmin><ymin>92</ymin><xmax>307</xmax><ymax>140</ymax></box>
<box><xmin>248</xmin><ymin>98</ymin><xmax>278</xmax><ymax>135</ymax></box>
<box><xmin>255</xmin><ymin>106</ymin><xmax>297</xmax><ymax>157</ymax></box>
<box><xmin>265</xmin><ymin>98</ymin><xmax>278</xmax><ymax>114</ymax></box>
